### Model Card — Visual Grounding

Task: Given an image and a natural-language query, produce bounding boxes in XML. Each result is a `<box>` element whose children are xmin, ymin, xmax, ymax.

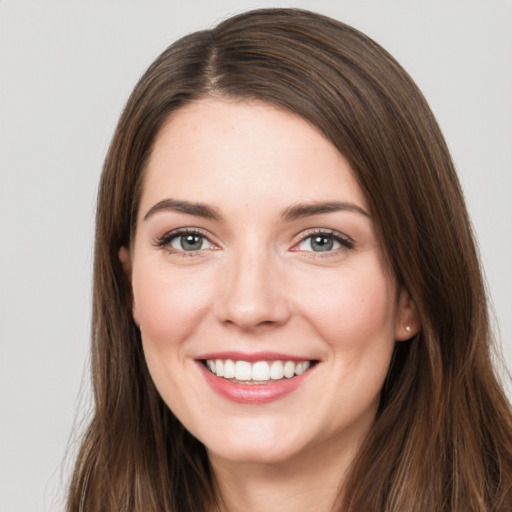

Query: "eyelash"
<box><xmin>153</xmin><ymin>228</ymin><xmax>354</xmax><ymax>256</ymax></box>
<box><xmin>293</xmin><ymin>229</ymin><xmax>354</xmax><ymax>255</ymax></box>
<box><xmin>153</xmin><ymin>228</ymin><xmax>216</xmax><ymax>255</ymax></box>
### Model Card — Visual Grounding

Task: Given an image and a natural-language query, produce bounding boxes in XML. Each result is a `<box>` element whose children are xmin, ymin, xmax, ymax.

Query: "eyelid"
<box><xmin>291</xmin><ymin>228</ymin><xmax>354</xmax><ymax>252</ymax></box>
<box><xmin>153</xmin><ymin>226</ymin><xmax>353</xmax><ymax>255</ymax></box>
<box><xmin>153</xmin><ymin>227</ymin><xmax>219</xmax><ymax>252</ymax></box>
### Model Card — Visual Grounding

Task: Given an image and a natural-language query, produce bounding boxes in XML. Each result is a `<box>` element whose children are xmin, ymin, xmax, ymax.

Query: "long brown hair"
<box><xmin>67</xmin><ymin>8</ymin><xmax>512</xmax><ymax>511</ymax></box>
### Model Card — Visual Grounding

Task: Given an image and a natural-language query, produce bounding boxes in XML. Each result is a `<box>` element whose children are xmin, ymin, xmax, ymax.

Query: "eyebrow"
<box><xmin>143</xmin><ymin>199</ymin><xmax>222</xmax><ymax>221</ymax></box>
<box><xmin>279</xmin><ymin>201</ymin><xmax>370</xmax><ymax>221</ymax></box>
<box><xmin>143</xmin><ymin>198</ymin><xmax>370</xmax><ymax>223</ymax></box>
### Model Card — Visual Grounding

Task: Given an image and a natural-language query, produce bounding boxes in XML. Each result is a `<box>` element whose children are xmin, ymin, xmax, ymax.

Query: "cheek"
<box><xmin>131</xmin><ymin>263</ymin><xmax>213</xmax><ymax>413</ymax></box>
<box><xmin>296</xmin><ymin>263</ymin><xmax>397</xmax><ymax>350</ymax></box>
<box><xmin>132</xmin><ymin>263</ymin><xmax>212</xmax><ymax>349</ymax></box>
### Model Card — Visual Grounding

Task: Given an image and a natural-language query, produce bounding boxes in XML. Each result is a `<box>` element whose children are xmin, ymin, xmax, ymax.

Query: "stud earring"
<box><xmin>405</xmin><ymin>325</ymin><xmax>412</xmax><ymax>333</ymax></box>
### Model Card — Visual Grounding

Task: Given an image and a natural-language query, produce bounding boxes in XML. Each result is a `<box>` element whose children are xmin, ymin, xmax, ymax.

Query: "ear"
<box><xmin>118</xmin><ymin>246</ymin><xmax>140</xmax><ymax>326</ymax></box>
<box><xmin>394</xmin><ymin>286</ymin><xmax>421</xmax><ymax>341</ymax></box>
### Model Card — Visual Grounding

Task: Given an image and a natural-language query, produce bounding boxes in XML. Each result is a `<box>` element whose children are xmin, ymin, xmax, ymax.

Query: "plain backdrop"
<box><xmin>0</xmin><ymin>1</ymin><xmax>510</xmax><ymax>510</ymax></box>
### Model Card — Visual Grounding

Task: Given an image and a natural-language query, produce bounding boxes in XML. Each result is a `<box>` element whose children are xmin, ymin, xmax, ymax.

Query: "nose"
<box><xmin>215</xmin><ymin>247</ymin><xmax>291</xmax><ymax>331</ymax></box>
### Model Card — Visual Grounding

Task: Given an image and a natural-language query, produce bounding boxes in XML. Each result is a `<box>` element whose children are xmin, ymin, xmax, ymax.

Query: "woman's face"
<box><xmin>122</xmin><ymin>98</ymin><xmax>416</xmax><ymax>467</ymax></box>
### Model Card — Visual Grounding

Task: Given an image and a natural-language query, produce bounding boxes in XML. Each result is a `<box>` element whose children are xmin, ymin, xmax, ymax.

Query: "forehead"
<box><xmin>140</xmin><ymin>98</ymin><xmax>368</xmax><ymax>215</ymax></box>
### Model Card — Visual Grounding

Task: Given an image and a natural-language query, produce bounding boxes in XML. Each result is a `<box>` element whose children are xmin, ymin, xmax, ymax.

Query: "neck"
<box><xmin>208</xmin><ymin>433</ymin><xmax>361</xmax><ymax>512</ymax></box>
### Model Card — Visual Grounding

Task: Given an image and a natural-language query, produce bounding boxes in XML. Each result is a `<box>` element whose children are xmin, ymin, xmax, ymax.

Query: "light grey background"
<box><xmin>1</xmin><ymin>1</ymin><xmax>510</xmax><ymax>511</ymax></box>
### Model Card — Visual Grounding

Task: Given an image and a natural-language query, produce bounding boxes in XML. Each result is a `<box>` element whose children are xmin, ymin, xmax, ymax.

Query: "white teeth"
<box><xmin>295</xmin><ymin>361</ymin><xmax>310</xmax><ymax>375</ymax></box>
<box><xmin>270</xmin><ymin>360</ymin><xmax>284</xmax><ymax>380</ymax></box>
<box><xmin>215</xmin><ymin>359</ymin><xmax>224</xmax><ymax>377</ymax></box>
<box><xmin>252</xmin><ymin>361</ymin><xmax>270</xmax><ymax>381</ymax></box>
<box><xmin>224</xmin><ymin>359</ymin><xmax>235</xmax><ymax>379</ymax></box>
<box><xmin>283</xmin><ymin>360</ymin><xmax>295</xmax><ymax>378</ymax></box>
<box><xmin>205</xmin><ymin>358</ymin><xmax>313</xmax><ymax>381</ymax></box>
<box><xmin>235</xmin><ymin>360</ymin><xmax>252</xmax><ymax>380</ymax></box>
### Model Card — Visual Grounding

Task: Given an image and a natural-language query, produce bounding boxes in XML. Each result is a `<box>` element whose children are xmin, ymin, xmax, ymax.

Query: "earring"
<box><xmin>405</xmin><ymin>325</ymin><xmax>412</xmax><ymax>333</ymax></box>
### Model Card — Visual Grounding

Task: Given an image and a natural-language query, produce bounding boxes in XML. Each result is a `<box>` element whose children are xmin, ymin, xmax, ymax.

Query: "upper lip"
<box><xmin>196</xmin><ymin>351</ymin><xmax>316</xmax><ymax>362</ymax></box>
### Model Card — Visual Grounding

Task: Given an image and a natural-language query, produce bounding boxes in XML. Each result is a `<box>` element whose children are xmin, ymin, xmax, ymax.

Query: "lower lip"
<box><xmin>198</xmin><ymin>362</ymin><xmax>312</xmax><ymax>404</ymax></box>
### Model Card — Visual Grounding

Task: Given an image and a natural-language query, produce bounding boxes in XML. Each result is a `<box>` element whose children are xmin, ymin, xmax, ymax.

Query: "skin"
<box><xmin>120</xmin><ymin>98</ymin><xmax>419</xmax><ymax>511</ymax></box>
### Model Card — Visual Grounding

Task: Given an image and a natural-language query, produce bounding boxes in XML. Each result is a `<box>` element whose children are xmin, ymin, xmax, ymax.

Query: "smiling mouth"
<box><xmin>202</xmin><ymin>359</ymin><xmax>317</xmax><ymax>384</ymax></box>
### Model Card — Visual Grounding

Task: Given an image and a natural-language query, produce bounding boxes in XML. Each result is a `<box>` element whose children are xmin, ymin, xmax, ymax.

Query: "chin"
<box><xmin>207</xmin><ymin>439</ymin><xmax>301</xmax><ymax>466</ymax></box>
<box><xmin>195</xmin><ymin>420</ymin><xmax>306</xmax><ymax>466</ymax></box>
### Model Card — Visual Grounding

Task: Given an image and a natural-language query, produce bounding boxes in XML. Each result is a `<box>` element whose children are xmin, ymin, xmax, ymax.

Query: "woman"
<box><xmin>67</xmin><ymin>8</ymin><xmax>512</xmax><ymax>511</ymax></box>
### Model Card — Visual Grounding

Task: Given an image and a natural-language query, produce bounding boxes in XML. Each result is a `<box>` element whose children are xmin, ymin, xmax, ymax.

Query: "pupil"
<box><xmin>312</xmin><ymin>235</ymin><xmax>333</xmax><ymax>252</ymax></box>
<box><xmin>181</xmin><ymin>234</ymin><xmax>202</xmax><ymax>251</ymax></box>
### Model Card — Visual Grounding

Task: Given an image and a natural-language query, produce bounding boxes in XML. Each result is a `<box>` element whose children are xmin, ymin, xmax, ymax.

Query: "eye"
<box><xmin>155</xmin><ymin>229</ymin><xmax>216</xmax><ymax>252</ymax></box>
<box><xmin>170</xmin><ymin>232</ymin><xmax>212</xmax><ymax>251</ymax></box>
<box><xmin>295</xmin><ymin>231</ymin><xmax>353</xmax><ymax>253</ymax></box>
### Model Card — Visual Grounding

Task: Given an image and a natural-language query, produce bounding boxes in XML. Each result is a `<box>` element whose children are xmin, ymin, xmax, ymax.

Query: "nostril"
<box><xmin>221</xmin><ymin>317</ymin><xmax>286</xmax><ymax>332</ymax></box>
